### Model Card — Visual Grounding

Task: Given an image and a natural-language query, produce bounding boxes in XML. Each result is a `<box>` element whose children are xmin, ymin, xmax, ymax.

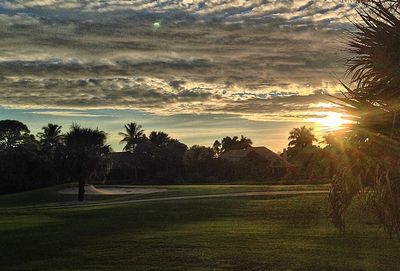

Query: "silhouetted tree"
<box><xmin>288</xmin><ymin>126</ymin><xmax>316</xmax><ymax>149</ymax></box>
<box><xmin>163</xmin><ymin>139</ymin><xmax>187</xmax><ymax>180</ymax></box>
<box><xmin>322</xmin><ymin>133</ymin><xmax>340</xmax><ymax>148</ymax></box>
<box><xmin>37</xmin><ymin>123</ymin><xmax>63</xmax><ymax>155</ymax></box>
<box><xmin>184</xmin><ymin>145</ymin><xmax>215</xmax><ymax>180</ymax></box>
<box><xmin>221</xmin><ymin>136</ymin><xmax>238</xmax><ymax>153</ymax></box>
<box><xmin>0</xmin><ymin>120</ymin><xmax>56</xmax><ymax>193</ymax></box>
<box><xmin>287</xmin><ymin>126</ymin><xmax>317</xmax><ymax>159</ymax></box>
<box><xmin>118</xmin><ymin>123</ymin><xmax>147</xmax><ymax>181</ymax></box>
<box><xmin>239</xmin><ymin>135</ymin><xmax>252</xmax><ymax>148</ymax></box>
<box><xmin>212</xmin><ymin>140</ymin><xmax>221</xmax><ymax>157</ymax></box>
<box><xmin>149</xmin><ymin>131</ymin><xmax>170</xmax><ymax>147</ymax></box>
<box><xmin>118</xmin><ymin>131</ymin><xmax>183</xmax><ymax>182</ymax></box>
<box><xmin>220</xmin><ymin>135</ymin><xmax>252</xmax><ymax>153</ymax></box>
<box><xmin>64</xmin><ymin>124</ymin><xmax>110</xmax><ymax>201</ymax></box>
<box><xmin>119</xmin><ymin>122</ymin><xmax>145</xmax><ymax>153</ymax></box>
<box><xmin>0</xmin><ymin>120</ymin><xmax>33</xmax><ymax>151</ymax></box>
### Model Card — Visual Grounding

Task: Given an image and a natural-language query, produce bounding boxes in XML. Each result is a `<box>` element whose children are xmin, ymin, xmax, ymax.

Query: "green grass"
<box><xmin>0</xmin><ymin>184</ymin><xmax>119</xmax><ymax>207</ymax></box>
<box><xmin>0</xmin><ymin>184</ymin><xmax>329</xmax><ymax>208</ymax></box>
<box><xmin>0</xmin><ymin>186</ymin><xmax>399</xmax><ymax>270</ymax></box>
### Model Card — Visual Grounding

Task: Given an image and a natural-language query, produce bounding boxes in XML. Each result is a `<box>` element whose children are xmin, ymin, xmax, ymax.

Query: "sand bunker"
<box><xmin>59</xmin><ymin>185</ymin><xmax>167</xmax><ymax>195</ymax></box>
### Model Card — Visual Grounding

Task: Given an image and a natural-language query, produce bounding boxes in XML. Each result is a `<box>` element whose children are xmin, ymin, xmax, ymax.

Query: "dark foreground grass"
<box><xmin>0</xmin><ymin>192</ymin><xmax>399</xmax><ymax>271</ymax></box>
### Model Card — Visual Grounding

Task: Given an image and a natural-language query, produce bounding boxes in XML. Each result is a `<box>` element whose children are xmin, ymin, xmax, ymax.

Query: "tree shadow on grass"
<box><xmin>1</xmin><ymin>195</ymin><xmax>298</xmax><ymax>270</ymax></box>
<box><xmin>2</xmin><ymin>195</ymin><xmax>398</xmax><ymax>271</ymax></box>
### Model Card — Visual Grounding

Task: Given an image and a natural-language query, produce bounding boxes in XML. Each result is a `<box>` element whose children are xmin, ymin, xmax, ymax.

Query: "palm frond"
<box><xmin>346</xmin><ymin>1</ymin><xmax>400</xmax><ymax>102</ymax></box>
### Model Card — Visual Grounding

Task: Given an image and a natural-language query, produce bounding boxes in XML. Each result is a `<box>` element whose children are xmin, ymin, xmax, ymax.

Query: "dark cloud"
<box><xmin>0</xmin><ymin>0</ymin><xmax>353</xmax><ymax>121</ymax></box>
<box><xmin>217</xmin><ymin>94</ymin><xmax>325</xmax><ymax>115</ymax></box>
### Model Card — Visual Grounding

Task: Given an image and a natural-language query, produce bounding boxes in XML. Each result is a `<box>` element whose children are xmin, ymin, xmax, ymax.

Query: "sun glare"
<box><xmin>310</xmin><ymin>112</ymin><xmax>351</xmax><ymax>131</ymax></box>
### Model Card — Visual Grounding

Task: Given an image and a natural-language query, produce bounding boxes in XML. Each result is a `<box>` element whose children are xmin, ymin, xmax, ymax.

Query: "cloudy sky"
<box><xmin>0</xmin><ymin>0</ymin><xmax>358</xmax><ymax>151</ymax></box>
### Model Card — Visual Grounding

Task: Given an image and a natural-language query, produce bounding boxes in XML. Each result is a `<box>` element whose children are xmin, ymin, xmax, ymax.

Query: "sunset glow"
<box><xmin>310</xmin><ymin>112</ymin><xmax>352</xmax><ymax>131</ymax></box>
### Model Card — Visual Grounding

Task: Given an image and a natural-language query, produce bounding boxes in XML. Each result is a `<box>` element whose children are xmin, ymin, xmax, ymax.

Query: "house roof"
<box><xmin>219</xmin><ymin>148</ymin><xmax>251</xmax><ymax>160</ymax></box>
<box><xmin>251</xmin><ymin>147</ymin><xmax>282</xmax><ymax>161</ymax></box>
<box><xmin>220</xmin><ymin>146</ymin><xmax>291</xmax><ymax>167</ymax></box>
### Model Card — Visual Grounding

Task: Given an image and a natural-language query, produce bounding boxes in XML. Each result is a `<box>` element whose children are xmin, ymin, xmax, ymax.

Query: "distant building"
<box><xmin>220</xmin><ymin>146</ymin><xmax>293</xmax><ymax>176</ymax></box>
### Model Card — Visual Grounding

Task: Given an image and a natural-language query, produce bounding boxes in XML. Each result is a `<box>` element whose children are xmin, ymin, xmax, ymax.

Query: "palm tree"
<box><xmin>221</xmin><ymin>136</ymin><xmax>239</xmax><ymax>153</ymax></box>
<box><xmin>149</xmin><ymin>131</ymin><xmax>170</xmax><ymax>147</ymax></box>
<box><xmin>64</xmin><ymin>124</ymin><xmax>110</xmax><ymax>201</ymax></box>
<box><xmin>345</xmin><ymin>1</ymin><xmax>400</xmax><ymax>104</ymax></box>
<box><xmin>288</xmin><ymin>126</ymin><xmax>316</xmax><ymax>149</ymax></box>
<box><xmin>322</xmin><ymin>133</ymin><xmax>337</xmax><ymax>147</ymax></box>
<box><xmin>119</xmin><ymin>122</ymin><xmax>145</xmax><ymax>153</ymax></box>
<box><xmin>328</xmin><ymin>1</ymin><xmax>400</xmax><ymax>235</ymax></box>
<box><xmin>287</xmin><ymin>126</ymin><xmax>317</xmax><ymax>160</ymax></box>
<box><xmin>220</xmin><ymin>135</ymin><xmax>252</xmax><ymax>153</ymax></box>
<box><xmin>119</xmin><ymin>123</ymin><xmax>147</xmax><ymax>182</ymax></box>
<box><xmin>37</xmin><ymin>123</ymin><xmax>63</xmax><ymax>154</ymax></box>
<box><xmin>331</xmin><ymin>0</ymin><xmax>400</xmax><ymax>141</ymax></box>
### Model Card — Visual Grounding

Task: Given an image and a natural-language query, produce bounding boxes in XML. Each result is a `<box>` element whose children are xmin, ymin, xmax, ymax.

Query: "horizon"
<box><xmin>1</xmin><ymin>108</ymin><xmax>328</xmax><ymax>152</ymax></box>
<box><xmin>0</xmin><ymin>0</ymin><xmax>357</xmax><ymax>152</ymax></box>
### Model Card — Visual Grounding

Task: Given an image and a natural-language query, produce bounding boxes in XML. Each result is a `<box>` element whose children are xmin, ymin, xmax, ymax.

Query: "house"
<box><xmin>219</xmin><ymin>147</ymin><xmax>292</xmax><ymax>177</ymax></box>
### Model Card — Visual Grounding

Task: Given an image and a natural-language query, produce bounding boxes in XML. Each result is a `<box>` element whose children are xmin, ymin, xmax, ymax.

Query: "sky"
<box><xmin>0</xmin><ymin>0</ymin><xmax>358</xmax><ymax>151</ymax></box>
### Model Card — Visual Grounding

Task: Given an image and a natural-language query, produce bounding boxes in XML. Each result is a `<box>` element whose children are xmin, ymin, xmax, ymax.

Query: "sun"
<box><xmin>311</xmin><ymin>112</ymin><xmax>351</xmax><ymax>131</ymax></box>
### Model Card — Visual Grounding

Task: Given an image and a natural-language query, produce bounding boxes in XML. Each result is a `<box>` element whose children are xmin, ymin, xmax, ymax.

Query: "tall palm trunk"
<box><xmin>78</xmin><ymin>178</ymin><xmax>85</xmax><ymax>201</ymax></box>
<box><xmin>134</xmin><ymin>165</ymin><xmax>138</xmax><ymax>182</ymax></box>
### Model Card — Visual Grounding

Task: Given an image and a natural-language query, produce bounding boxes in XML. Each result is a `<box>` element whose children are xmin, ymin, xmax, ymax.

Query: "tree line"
<box><xmin>0</xmin><ymin>121</ymin><xmax>111</xmax><ymax>201</ymax></box>
<box><xmin>0</xmin><ymin>119</ymin><xmax>339</xmax><ymax>200</ymax></box>
<box><xmin>0</xmin><ymin>120</ymin><xmax>266</xmax><ymax>199</ymax></box>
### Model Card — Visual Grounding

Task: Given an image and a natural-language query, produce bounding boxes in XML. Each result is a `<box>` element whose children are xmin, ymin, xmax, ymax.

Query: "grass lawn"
<box><xmin>0</xmin><ymin>183</ymin><xmax>329</xmax><ymax>208</ymax></box>
<box><xmin>0</xmin><ymin>185</ymin><xmax>399</xmax><ymax>270</ymax></box>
